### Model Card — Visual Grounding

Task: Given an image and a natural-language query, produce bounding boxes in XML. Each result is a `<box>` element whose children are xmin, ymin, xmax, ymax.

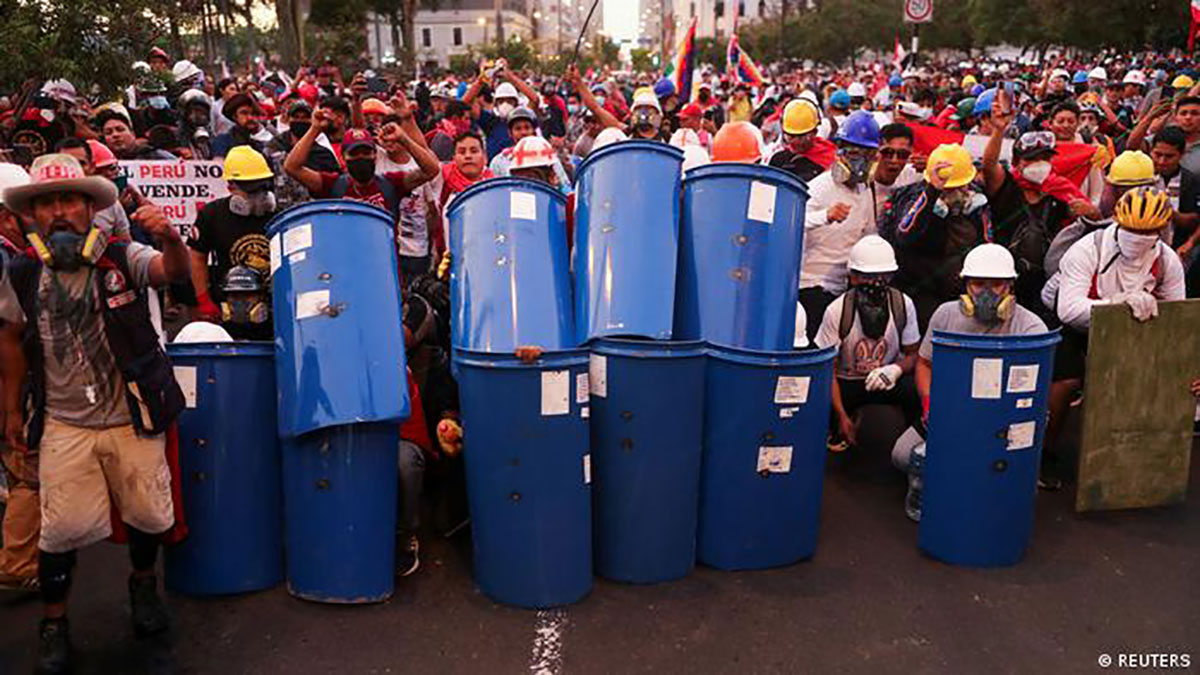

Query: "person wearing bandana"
<box><xmin>799</xmin><ymin>110</ymin><xmax>882</xmax><ymax>344</ymax></box>
<box><xmin>814</xmin><ymin>236</ymin><xmax>922</xmax><ymax>453</ymax></box>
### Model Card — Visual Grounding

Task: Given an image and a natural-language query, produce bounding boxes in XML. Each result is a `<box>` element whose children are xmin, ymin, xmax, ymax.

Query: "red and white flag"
<box><xmin>893</xmin><ymin>34</ymin><xmax>908</xmax><ymax>70</ymax></box>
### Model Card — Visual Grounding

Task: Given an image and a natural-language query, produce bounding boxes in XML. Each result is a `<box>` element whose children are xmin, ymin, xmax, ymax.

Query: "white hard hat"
<box><xmin>173</xmin><ymin>60</ymin><xmax>202</xmax><ymax>83</ymax></box>
<box><xmin>848</xmin><ymin>235</ymin><xmax>899</xmax><ymax>274</ymax></box>
<box><xmin>960</xmin><ymin>243</ymin><xmax>1017</xmax><ymax>279</ymax></box>
<box><xmin>670</xmin><ymin>128</ymin><xmax>701</xmax><ymax>148</ymax></box>
<box><xmin>493</xmin><ymin>82</ymin><xmax>519</xmax><ymax>100</ymax></box>
<box><xmin>798</xmin><ymin>89</ymin><xmax>820</xmax><ymax>107</ymax></box>
<box><xmin>173</xmin><ymin>321</ymin><xmax>234</xmax><ymax>343</ymax></box>
<box><xmin>1050</xmin><ymin>68</ymin><xmax>1071</xmax><ymax>82</ymax></box>
<box><xmin>681</xmin><ymin>144</ymin><xmax>710</xmax><ymax>172</ymax></box>
<box><xmin>847</xmin><ymin>82</ymin><xmax>867</xmax><ymax>98</ymax></box>
<box><xmin>631</xmin><ymin>89</ymin><xmax>661</xmax><ymax>112</ymax></box>
<box><xmin>896</xmin><ymin>101</ymin><xmax>930</xmax><ymax>120</ymax></box>
<box><xmin>1088</xmin><ymin>67</ymin><xmax>1108</xmax><ymax>81</ymax></box>
<box><xmin>41</xmin><ymin>79</ymin><xmax>78</xmax><ymax>104</ymax></box>
<box><xmin>1122</xmin><ymin>70</ymin><xmax>1146</xmax><ymax>86</ymax></box>
<box><xmin>0</xmin><ymin>163</ymin><xmax>31</xmax><ymax>208</ymax></box>
<box><xmin>593</xmin><ymin>126</ymin><xmax>627</xmax><ymax>151</ymax></box>
<box><xmin>510</xmin><ymin>135</ymin><xmax>556</xmax><ymax>170</ymax></box>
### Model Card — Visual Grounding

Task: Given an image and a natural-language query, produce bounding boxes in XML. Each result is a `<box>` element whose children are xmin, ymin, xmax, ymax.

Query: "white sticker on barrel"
<box><xmin>541</xmin><ymin>370</ymin><xmax>570</xmax><ymax>416</ymax></box>
<box><xmin>576</xmin><ymin>372</ymin><xmax>589</xmax><ymax>403</ymax></box>
<box><xmin>1016</xmin><ymin>397</ymin><xmax>1033</xmax><ymax>409</ymax></box>
<box><xmin>1006</xmin><ymin>364</ymin><xmax>1039</xmax><ymax>393</ymax></box>
<box><xmin>510</xmin><ymin>191</ymin><xmax>537</xmax><ymax>220</ymax></box>
<box><xmin>283</xmin><ymin>223</ymin><xmax>313</xmax><ymax>256</ymax></box>
<box><xmin>581</xmin><ymin>406</ymin><xmax>589</xmax><ymax>419</ymax></box>
<box><xmin>780</xmin><ymin>406</ymin><xmax>800</xmax><ymax>418</ymax></box>
<box><xmin>971</xmin><ymin>358</ymin><xmax>1003</xmax><ymax>399</ymax></box>
<box><xmin>747</xmin><ymin>181</ymin><xmax>777</xmax><ymax>223</ymax></box>
<box><xmin>296</xmin><ymin>289</ymin><xmax>330</xmax><ymax>320</ymax></box>
<box><xmin>269</xmin><ymin>234</ymin><xmax>282</xmax><ymax>275</ymax></box>
<box><xmin>583</xmin><ymin>454</ymin><xmax>592</xmax><ymax>484</ymax></box>
<box><xmin>774</xmin><ymin>376</ymin><xmax>810</xmax><ymax>404</ymax></box>
<box><xmin>757</xmin><ymin>446</ymin><xmax>793</xmax><ymax>473</ymax></box>
<box><xmin>1007</xmin><ymin>421</ymin><xmax>1036</xmax><ymax>451</ymax></box>
<box><xmin>288</xmin><ymin>251</ymin><xmax>307</xmax><ymax>264</ymax></box>
<box><xmin>173</xmin><ymin>366</ymin><xmax>197</xmax><ymax>409</ymax></box>
<box><xmin>589</xmin><ymin>354</ymin><xmax>607</xmax><ymax>398</ymax></box>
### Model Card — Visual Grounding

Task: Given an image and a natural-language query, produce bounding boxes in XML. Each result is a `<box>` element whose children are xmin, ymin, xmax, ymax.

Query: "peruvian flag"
<box><xmin>1191</xmin><ymin>0</ymin><xmax>1200</xmax><ymax>52</ymax></box>
<box><xmin>894</xmin><ymin>34</ymin><xmax>908</xmax><ymax>70</ymax></box>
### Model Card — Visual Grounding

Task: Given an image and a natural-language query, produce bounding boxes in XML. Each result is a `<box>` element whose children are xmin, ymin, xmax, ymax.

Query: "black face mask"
<box><xmin>855</xmin><ymin>282</ymin><xmax>891</xmax><ymax>340</ymax></box>
<box><xmin>346</xmin><ymin>157</ymin><xmax>375</xmax><ymax>183</ymax></box>
<box><xmin>289</xmin><ymin>122</ymin><xmax>311</xmax><ymax>138</ymax></box>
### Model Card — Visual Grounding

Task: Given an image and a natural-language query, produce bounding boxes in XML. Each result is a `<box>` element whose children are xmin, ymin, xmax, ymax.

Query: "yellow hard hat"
<box><xmin>1115</xmin><ymin>186</ymin><xmax>1173</xmax><ymax>232</ymax></box>
<box><xmin>1106</xmin><ymin>150</ymin><xmax>1155</xmax><ymax>187</ymax></box>
<box><xmin>224</xmin><ymin>145</ymin><xmax>273</xmax><ymax>182</ymax></box>
<box><xmin>924</xmin><ymin>143</ymin><xmax>977</xmax><ymax>189</ymax></box>
<box><xmin>961</xmin><ymin>74</ymin><xmax>978</xmax><ymax>89</ymax></box>
<box><xmin>782</xmin><ymin>99</ymin><xmax>820</xmax><ymax>135</ymax></box>
<box><xmin>1172</xmin><ymin>74</ymin><xmax>1195</xmax><ymax>90</ymax></box>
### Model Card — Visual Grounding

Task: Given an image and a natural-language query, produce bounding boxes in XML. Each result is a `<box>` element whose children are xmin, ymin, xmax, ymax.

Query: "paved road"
<box><xmin>3</xmin><ymin>444</ymin><xmax>1198</xmax><ymax>674</ymax></box>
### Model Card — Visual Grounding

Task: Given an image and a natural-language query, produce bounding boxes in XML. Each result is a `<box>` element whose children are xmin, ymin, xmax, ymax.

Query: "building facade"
<box><xmin>366</xmin><ymin>0</ymin><xmax>535</xmax><ymax>72</ymax></box>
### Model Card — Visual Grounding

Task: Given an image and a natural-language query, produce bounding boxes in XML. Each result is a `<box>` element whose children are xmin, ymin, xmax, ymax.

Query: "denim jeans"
<box><xmin>398</xmin><ymin>440</ymin><xmax>426</xmax><ymax>536</ymax></box>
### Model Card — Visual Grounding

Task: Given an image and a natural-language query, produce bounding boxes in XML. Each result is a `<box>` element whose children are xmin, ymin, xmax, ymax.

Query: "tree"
<box><xmin>630</xmin><ymin>48</ymin><xmax>655</xmax><ymax>73</ymax></box>
<box><xmin>276</xmin><ymin>0</ymin><xmax>309</xmax><ymax>67</ymax></box>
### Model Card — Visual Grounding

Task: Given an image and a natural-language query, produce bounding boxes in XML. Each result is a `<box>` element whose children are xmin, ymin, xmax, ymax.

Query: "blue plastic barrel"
<box><xmin>281</xmin><ymin>422</ymin><xmax>399</xmax><ymax>603</ymax></box>
<box><xmin>675</xmin><ymin>163</ymin><xmax>808</xmax><ymax>351</ymax></box>
<box><xmin>267</xmin><ymin>200</ymin><xmax>409</xmax><ymax>438</ymax></box>
<box><xmin>164</xmin><ymin>342</ymin><xmax>282</xmax><ymax>595</ymax></box>
<box><xmin>454</xmin><ymin>348</ymin><xmax>592</xmax><ymax>608</ymax></box>
<box><xmin>697</xmin><ymin>344</ymin><xmax>836</xmax><ymax>570</ymax></box>
<box><xmin>919</xmin><ymin>331</ymin><xmax>1060</xmax><ymax>567</ymax></box>
<box><xmin>573</xmin><ymin>142</ymin><xmax>683</xmax><ymax>343</ymax></box>
<box><xmin>448</xmin><ymin>178</ymin><xmax>574</xmax><ymax>353</ymax></box>
<box><xmin>589</xmin><ymin>338</ymin><xmax>705</xmax><ymax>583</ymax></box>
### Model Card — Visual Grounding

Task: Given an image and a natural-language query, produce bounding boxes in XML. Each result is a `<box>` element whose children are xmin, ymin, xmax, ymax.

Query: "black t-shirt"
<box><xmin>987</xmin><ymin>171</ymin><xmax>1073</xmax><ymax>247</ymax></box>
<box><xmin>769</xmin><ymin>149</ymin><xmax>825</xmax><ymax>184</ymax></box>
<box><xmin>186</xmin><ymin>197</ymin><xmax>274</xmax><ymax>301</ymax></box>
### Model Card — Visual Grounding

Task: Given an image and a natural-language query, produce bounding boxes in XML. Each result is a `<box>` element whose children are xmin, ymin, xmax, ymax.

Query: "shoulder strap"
<box><xmin>888</xmin><ymin>287</ymin><xmax>907</xmax><ymax>337</ymax></box>
<box><xmin>375</xmin><ymin>174</ymin><xmax>401</xmax><ymax>215</ymax></box>
<box><xmin>838</xmin><ymin>289</ymin><xmax>857</xmax><ymax>341</ymax></box>
<box><xmin>330</xmin><ymin>174</ymin><xmax>350</xmax><ymax>199</ymax></box>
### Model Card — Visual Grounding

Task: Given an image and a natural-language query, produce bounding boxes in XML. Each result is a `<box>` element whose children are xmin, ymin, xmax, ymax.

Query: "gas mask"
<box><xmin>1020</xmin><ymin>161</ymin><xmax>1052</xmax><ymax>184</ymax></box>
<box><xmin>833</xmin><ymin>153</ymin><xmax>874</xmax><ymax>187</ymax></box>
<box><xmin>854</xmin><ymin>281</ymin><xmax>891</xmax><ymax>339</ymax></box>
<box><xmin>221</xmin><ymin>295</ymin><xmax>269</xmax><ymax>324</ymax></box>
<box><xmin>932</xmin><ymin>188</ymin><xmax>983</xmax><ymax>218</ymax></box>
<box><xmin>229</xmin><ymin>191</ymin><xmax>277</xmax><ymax>217</ymax></box>
<box><xmin>346</xmin><ymin>157</ymin><xmax>376</xmax><ymax>183</ymax></box>
<box><xmin>28</xmin><ymin>225</ymin><xmax>107</xmax><ymax>271</ymax></box>
<box><xmin>632</xmin><ymin>107</ymin><xmax>662</xmax><ymax>133</ymax></box>
<box><xmin>959</xmin><ymin>286</ymin><xmax>1014</xmax><ymax>324</ymax></box>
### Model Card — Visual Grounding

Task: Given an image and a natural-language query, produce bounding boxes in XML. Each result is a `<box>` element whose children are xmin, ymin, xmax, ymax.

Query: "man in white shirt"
<box><xmin>798</xmin><ymin>110</ymin><xmax>882</xmax><ymax>343</ymax></box>
<box><xmin>816</xmin><ymin>236</ymin><xmax>922</xmax><ymax>451</ymax></box>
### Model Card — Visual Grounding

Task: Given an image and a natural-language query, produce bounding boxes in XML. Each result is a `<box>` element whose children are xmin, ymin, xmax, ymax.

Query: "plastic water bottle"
<box><xmin>905</xmin><ymin>441</ymin><xmax>926</xmax><ymax>522</ymax></box>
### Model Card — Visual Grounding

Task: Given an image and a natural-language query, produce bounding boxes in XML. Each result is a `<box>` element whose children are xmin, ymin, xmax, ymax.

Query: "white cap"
<box><xmin>493</xmin><ymin>82</ymin><xmax>519</xmax><ymax>100</ymax></box>
<box><xmin>960</xmin><ymin>243</ymin><xmax>1017</xmax><ymax>279</ymax></box>
<box><xmin>0</xmin><ymin>163</ymin><xmax>31</xmax><ymax>208</ymax></box>
<box><xmin>1123</xmin><ymin>70</ymin><xmax>1147</xmax><ymax>86</ymax></box>
<box><xmin>593</xmin><ymin>126</ymin><xmax>628</xmax><ymax>151</ymax></box>
<box><xmin>848</xmin><ymin>235</ymin><xmax>899</xmax><ymax>274</ymax></box>
<box><xmin>172</xmin><ymin>60</ymin><xmax>202</xmax><ymax>82</ymax></box>
<box><xmin>847</xmin><ymin>82</ymin><xmax>867</xmax><ymax>98</ymax></box>
<box><xmin>1088</xmin><ymin>67</ymin><xmax>1108</xmax><ymax>81</ymax></box>
<box><xmin>173</xmin><ymin>321</ymin><xmax>234</xmax><ymax>343</ymax></box>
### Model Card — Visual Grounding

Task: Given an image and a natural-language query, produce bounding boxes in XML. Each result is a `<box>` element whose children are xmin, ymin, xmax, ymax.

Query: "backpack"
<box><xmin>330</xmin><ymin>173</ymin><xmax>401</xmax><ymax>218</ymax></box>
<box><xmin>1008</xmin><ymin>198</ymin><xmax>1054</xmax><ymax>278</ymax></box>
<box><xmin>838</xmin><ymin>286</ymin><xmax>908</xmax><ymax>342</ymax></box>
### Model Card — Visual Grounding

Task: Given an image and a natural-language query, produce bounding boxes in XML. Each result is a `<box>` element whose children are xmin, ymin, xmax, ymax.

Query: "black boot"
<box><xmin>35</xmin><ymin>617</ymin><xmax>71</xmax><ymax>674</ymax></box>
<box><xmin>128</xmin><ymin>574</ymin><xmax>169</xmax><ymax>637</ymax></box>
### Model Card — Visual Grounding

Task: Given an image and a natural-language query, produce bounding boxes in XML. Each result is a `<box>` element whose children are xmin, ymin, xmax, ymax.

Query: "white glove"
<box><xmin>1114</xmin><ymin>290</ymin><xmax>1158</xmax><ymax>322</ymax></box>
<box><xmin>865</xmin><ymin>363</ymin><xmax>903</xmax><ymax>392</ymax></box>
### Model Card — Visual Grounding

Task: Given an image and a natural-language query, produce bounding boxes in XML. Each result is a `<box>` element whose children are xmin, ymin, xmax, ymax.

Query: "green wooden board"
<box><xmin>1076</xmin><ymin>299</ymin><xmax>1200</xmax><ymax>512</ymax></box>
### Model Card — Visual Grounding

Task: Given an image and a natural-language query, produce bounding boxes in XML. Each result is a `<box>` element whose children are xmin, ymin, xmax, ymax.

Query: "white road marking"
<box><xmin>530</xmin><ymin>609</ymin><xmax>567</xmax><ymax>674</ymax></box>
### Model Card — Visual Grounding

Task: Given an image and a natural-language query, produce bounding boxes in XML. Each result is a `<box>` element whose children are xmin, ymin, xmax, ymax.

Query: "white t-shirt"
<box><xmin>377</xmin><ymin>154</ymin><xmax>436</xmax><ymax>258</ymax></box>
<box><xmin>815</xmin><ymin>291</ymin><xmax>921</xmax><ymax>378</ymax></box>
<box><xmin>918</xmin><ymin>300</ymin><xmax>1049</xmax><ymax>361</ymax></box>
<box><xmin>801</xmin><ymin>171</ymin><xmax>879</xmax><ymax>294</ymax></box>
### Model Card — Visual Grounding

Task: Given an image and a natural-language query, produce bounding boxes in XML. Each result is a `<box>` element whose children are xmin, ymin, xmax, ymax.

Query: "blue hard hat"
<box><xmin>830</xmin><ymin>89</ymin><xmax>852</xmax><ymax>109</ymax></box>
<box><xmin>1072</xmin><ymin>70</ymin><xmax>1088</xmax><ymax>84</ymax></box>
<box><xmin>888</xmin><ymin>74</ymin><xmax>903</xmax><ymax>87</ymax></box>
<box><xmin>973</xmin><ymin>88</ymin><xmax>996</xmax><ymax>116</ymax></box>
<box><xmin>654</xmin><ymin>78</ymin><xmax>676</xmax><ymax>99</ymax></box>
<box><xmin>835</xmin><ymin>110</ymin><xmax>880</xmax><ymax>149</ymax></box>
<box><xmin>970</xmin><ymin>83</ymin><xmax>985</xmax><ymax>96</ymax></box>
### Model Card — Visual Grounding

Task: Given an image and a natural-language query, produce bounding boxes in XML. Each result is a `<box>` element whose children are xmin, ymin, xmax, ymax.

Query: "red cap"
<box><xmin>679</xmin><ymin>103</ymin><xmax>703</xmax><ymax>119</ymax></box>
<box><xmin>342</xmin><ymin>128</ymin><xmax>375</xmax><ymax>152</ymax></box>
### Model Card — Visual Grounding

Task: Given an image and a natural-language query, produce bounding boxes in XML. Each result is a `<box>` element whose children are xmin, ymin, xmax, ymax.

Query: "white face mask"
<box><xmin>1116</xmin><ymin>227</ymin><xmax>1159</xmax><ymax>260</ymax></box>
<box><xmin>496</xmin><ymin>102</ymin><xmax>515</xmax><ymax>118</ymax></box>
<box><xmin>1021</xmin><ymin>161</ymin><xmax>1052</xmax><ymax>184</ymax></box>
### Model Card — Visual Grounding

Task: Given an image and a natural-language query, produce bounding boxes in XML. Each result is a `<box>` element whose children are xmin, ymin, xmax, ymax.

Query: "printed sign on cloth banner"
<box><xmin>119</xmin><ymin>160</ymin><xmax>230</xmax><ymax>234</ymax></box>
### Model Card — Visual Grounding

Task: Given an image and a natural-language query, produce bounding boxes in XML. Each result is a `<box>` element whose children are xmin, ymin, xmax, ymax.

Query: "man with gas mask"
<box><xmin>882</xmin><ymin>143</ymin><xmax>993</xmax><ymax>328</ymax></box>
<box><xmin>799</xmin><ymin>110</ymin><xmax>882</xmax><ymax>344</ymax></box>
<box><xmin>627</xmin><ymin>88</ymin><xmax>667</xmax><ymax>141</ymax></box>
<box><xmin>176</xmin><ymin>89</ymin><xmax>214</xmax><ymax>160</ymax></box>
<box><xmin>814</xmin><ymin>235</ymin><xmax>922</xmax><ymax>452</ymax></box>
<box><xmin>767</xmin><ymin>99</ymin><xmax>836</xmax><ymax>183</ymax></box>
<box><xmin>906</xmin><ymin>244</ymin><xmax>1049</xmax><ymax>520</ymax></box>
<box><xmin>0</xmin><ymin>154</ymin><xmax>190</xmax><ymax>673</ymax></box>
<box><xmin>187</xmin><ymin>146</ymin><xmax>279</xmax><ymax>336</ymax></box>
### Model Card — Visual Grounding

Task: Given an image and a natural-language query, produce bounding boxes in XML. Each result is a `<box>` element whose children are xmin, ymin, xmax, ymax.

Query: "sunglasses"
<box><xmin>879</xmin><ymin>148</ymin><xmax>912</xmax><ymax>160</ymax></box>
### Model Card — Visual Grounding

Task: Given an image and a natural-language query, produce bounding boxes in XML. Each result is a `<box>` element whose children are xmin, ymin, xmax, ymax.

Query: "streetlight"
<box><xmin>477</xmin><ymin>15</ymin><xmax>489</xmax><ymax>43</ymax></box>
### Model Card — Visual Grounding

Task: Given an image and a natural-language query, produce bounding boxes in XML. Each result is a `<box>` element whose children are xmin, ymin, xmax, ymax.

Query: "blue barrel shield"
<box><xmin>675</xmin><ymin>164</ymin><xmax>808</xmax><ymax>351</ymax></box>
<box><xmin>573</xmin><ymin>142</ymin><xmax>683</xmax><ymax>342</ymax></box>
<box><xmin>697</xmin><ymin>345</ymin><xmax>835</xmax><ymax>570</ymax></box>
<box><xmin>919</xmin><ymin>331</ymin><xmax>1060</xmax><ymax>567</ymax></box>
<box><xmin>589</xmin><ymin>338</ymin><xmax>705</xmax><ymax>583</ymax></box>
<box><xmin>281</xmin><ymin>422</ymin><xmax>399</xmax><ymax>603</ymax></box>
<box><xmin>448</xmin><ymin>178</ymin><xmax>574</xmax><ymax>353</ymax></box>
<box><xmin>267</xmin><ymin>200</ymin><xmax>409</xmax><ymax>438</ymax></box>
<box><xmin>454</xmin><ymin>348</ymin><xmax>592</xmax><ymax>608</ymax></box>
<box><xmin>164</xmin><ymin>342</ymin><xmax>282</xmax><ymax>595</ymax></box>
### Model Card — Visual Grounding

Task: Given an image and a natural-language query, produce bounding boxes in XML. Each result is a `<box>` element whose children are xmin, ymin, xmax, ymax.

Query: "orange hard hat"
<box><xmin>87</xmin><ymin>140</ymin><xmax>118</xmax><ymax>168</ymax></box>
<box><xmin>711</xmin><ymin>121</ymin><xmax>762</xmax><ymax>163</ymax></box>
